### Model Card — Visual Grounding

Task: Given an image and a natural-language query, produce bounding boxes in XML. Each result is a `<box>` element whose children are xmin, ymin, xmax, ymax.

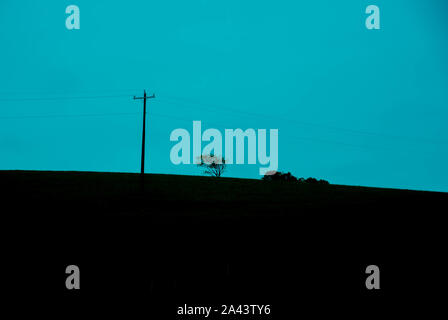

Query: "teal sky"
<box><xmin>1</xmin><ymin>0</ymin><xmax>448</xmax><ymax>191</ymax></box>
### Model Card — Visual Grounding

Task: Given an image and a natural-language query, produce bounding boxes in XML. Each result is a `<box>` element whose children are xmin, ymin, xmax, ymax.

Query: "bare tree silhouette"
<box><xmin>197</xmin><ymin>154</ymin><xmax>226</xmax><ymax>177</ymax></box>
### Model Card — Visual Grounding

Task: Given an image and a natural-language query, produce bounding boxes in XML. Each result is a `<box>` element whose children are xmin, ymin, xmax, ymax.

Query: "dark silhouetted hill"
<box><xmin>1</xmin><ymin>170</ymin><xmax>447</xmax><ymax>316</ymax></box>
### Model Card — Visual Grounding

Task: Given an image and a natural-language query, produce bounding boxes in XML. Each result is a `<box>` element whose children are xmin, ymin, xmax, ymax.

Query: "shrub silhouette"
<box><xmin>262</xmin><ymin>171</ymin><xmax>297</xmax><ymax>182</ymax></box>
<box><xmin>300</xmin><ymin>177</ymin><xmax>329</xmax><ymax>185</ymax></box>
<box><xmin>305</xmin><ymin>177</ymin><xmax>318</xmax><ymax>184</ymax></box>
<box><xmin>262</xmin><ymin>171</ymin><xmax>329</xmax><ymax>185</ymax></box>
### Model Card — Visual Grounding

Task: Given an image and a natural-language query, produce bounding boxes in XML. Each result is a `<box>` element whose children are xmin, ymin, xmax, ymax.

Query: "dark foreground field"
<box><xmin>1</xmin><ymin>170</ymin><xmax>447</xmax><ymax>317</ymax></box>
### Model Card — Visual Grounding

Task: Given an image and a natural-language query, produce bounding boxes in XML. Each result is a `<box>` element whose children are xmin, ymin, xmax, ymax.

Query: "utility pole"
<box><xmin>134</xmin><ymin>90</ymin><xmax>155</xmax><ymax>176</ymax></box>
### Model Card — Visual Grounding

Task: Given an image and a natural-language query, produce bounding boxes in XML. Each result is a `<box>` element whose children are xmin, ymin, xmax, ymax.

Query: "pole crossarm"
<box><xmin>134</xmin><ymin>94</ymin><xmax>155</xmax><ymax>100</ymax></box>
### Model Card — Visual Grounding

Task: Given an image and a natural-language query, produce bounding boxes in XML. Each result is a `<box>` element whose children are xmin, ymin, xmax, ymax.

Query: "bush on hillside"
<box><xmin>262</xmin><ymin>171</ymin><xmax>298</xmax><ymax>182</ymax></box>
<box><xmin>262</xmin><ymin>171</ymin><xmax>329</xmax><ymax>185</ymax></box>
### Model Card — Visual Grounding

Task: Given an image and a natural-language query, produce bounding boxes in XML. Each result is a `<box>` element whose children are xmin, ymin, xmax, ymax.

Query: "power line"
<box><xmin>0</xmin><ymin>112</ymin><xmax>140</xmax><ymax>120</ymax></box>
<box><xmin>1</xmin><ymin>91</ymin><xmax>445</xmax><ymax>145</ymax></box>
<box><xmin>157</xmin><ymin>95</ymin><xmax>448</xmax><ymax>146</ymax></box>
<box><xmin>0</xmin><ymin>103</ymin><xmax>440</xmax><ymax>152</ymax></box>
<box><xmin>0</xmin><ymin>94</ymin><xmax>133</xmax><ymax>102</ymax></box>
<box><xmin>0</xmin><ymin>88</ymin><xmax>145</xmax><ymax>98</ymax></box>
<box><xmin>0</xmin><ymin>91</ymin><xmax>446</xmax><ymax>150</ymax></box>
<box><xmin>148</xmin><ymin>112</ymin><xmax>396</xmax><ymax>152</ymax></box>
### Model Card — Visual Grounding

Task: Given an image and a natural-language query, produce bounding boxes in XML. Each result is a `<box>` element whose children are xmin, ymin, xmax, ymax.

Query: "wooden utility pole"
<box><xmin>134</xmin><ymin>90</ymin><xmax>155</xmax><ymax>176</ymax></box>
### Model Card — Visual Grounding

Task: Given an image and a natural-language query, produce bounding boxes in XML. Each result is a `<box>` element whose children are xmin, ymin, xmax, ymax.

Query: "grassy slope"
<box><xmin>1</xmin><ymin>170</ymin><xmax>446</xmax><ymax>215</ymax></box>
<box><xmin>2</xmin><ymin>170</ymin><xmax>447</xmax><ymax>309</ymax></box>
